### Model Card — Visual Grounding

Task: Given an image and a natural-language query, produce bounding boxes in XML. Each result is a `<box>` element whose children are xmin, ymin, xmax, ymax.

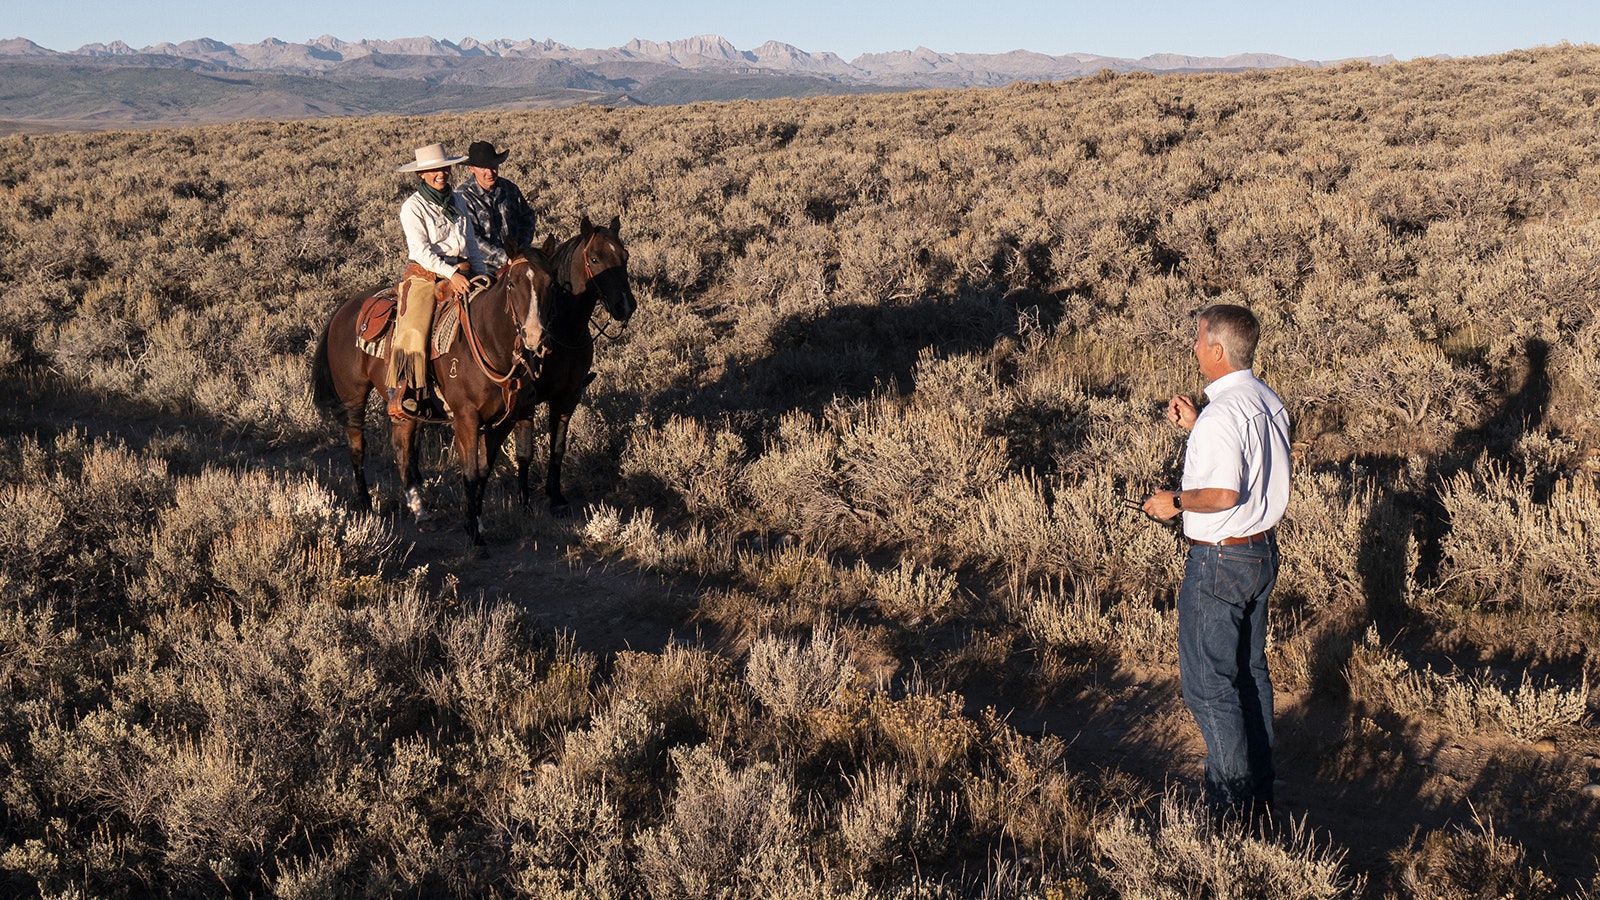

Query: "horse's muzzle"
<box><xmin>593</xmin><ymin>267</ymin><xmax>636</xmax><ymax>322</ymax></box>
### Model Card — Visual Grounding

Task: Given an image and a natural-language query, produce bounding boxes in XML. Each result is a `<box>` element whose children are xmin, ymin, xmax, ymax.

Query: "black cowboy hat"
<box><xmin>466</xmin><ymin>140</ymin><xmax>511</xmax><ymax>168</ymax></box>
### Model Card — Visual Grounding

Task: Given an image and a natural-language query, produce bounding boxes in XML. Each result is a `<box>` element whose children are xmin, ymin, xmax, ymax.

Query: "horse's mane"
<box><xmin>547</xmin><ymin>233</ymin><xmax>585</xmax><ymax>293</ymax></box>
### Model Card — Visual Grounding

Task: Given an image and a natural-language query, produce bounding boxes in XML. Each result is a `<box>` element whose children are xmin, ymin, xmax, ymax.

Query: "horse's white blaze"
<box><xmin>521</xmin><ymin>268</ymin><xmax>544</xmax><ymax>349</ymax></box>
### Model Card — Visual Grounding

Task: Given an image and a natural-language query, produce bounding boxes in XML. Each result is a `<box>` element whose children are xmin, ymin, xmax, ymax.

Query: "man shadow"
<box><xmin>1319</xmin><ymin>337</ymin><xmax>1553</xmax><ymax>673</ymax></box>
<box><xmin>1276</xmin><ymin>337</ymin><xmax>1577</xmax><ymax>882</ymax></box>
<box><xmin>1412</xmin><ymin>336</ymin><xmax>1551</xmax><ymax>586</ymax></box>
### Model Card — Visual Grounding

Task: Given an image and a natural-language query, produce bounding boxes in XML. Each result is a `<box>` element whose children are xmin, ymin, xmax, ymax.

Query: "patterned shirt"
<box><xmin>455</xmin><ymin>177</ymin><xmax>537</xmax><ymax>271</ymax></box>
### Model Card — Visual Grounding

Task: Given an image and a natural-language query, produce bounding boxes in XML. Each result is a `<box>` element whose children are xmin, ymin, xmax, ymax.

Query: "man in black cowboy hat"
<box><xmin>455</xmin><ymin>140</ymin><xmax>538</xmax><ymax>273</ymax></box>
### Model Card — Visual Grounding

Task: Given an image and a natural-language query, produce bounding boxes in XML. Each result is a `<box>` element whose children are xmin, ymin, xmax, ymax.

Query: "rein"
<box><xmin>454</xmin><ymin>258</ymin><xmax>538</xmax><ymax>426</ymax></box>
<box><xmin>591</xmin><ymin>309</ymin><xmax>629</xmax><ymax>342</ymax></box>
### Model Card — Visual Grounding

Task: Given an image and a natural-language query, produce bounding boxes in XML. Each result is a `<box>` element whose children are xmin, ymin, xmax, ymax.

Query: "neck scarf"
<box><xmin>417</xmin><ymin>181</ymin><xmax>460</xmax><ymax>220</ymax></box>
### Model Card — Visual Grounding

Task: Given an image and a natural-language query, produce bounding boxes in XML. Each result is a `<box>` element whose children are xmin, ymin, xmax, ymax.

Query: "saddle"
<box><xmin>355</xmin><ymin>288</ymin><xmax>398</xmax><ymax>359</ymax></box>
<box><xmin>353</xmin><ymin>271</ymin><xmax>491</xmax><ymax>360</ymax></box>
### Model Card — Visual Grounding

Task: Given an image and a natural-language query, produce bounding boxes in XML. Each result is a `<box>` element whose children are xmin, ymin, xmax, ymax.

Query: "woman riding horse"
<box><xmin>391</xmin><ymin>143</ymin><xmax>486</xmax><ymax>419</ymax></box>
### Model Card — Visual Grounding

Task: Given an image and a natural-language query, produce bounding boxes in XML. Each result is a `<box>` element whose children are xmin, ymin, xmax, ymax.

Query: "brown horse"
<box><xmin>312</xmin><ymin>251</ymin><xmax>555</xmax><ymax>544</ymax></box>
<box><xmin>512</xmin><ymin>215</ymin><xmax>636</xmax><ymax>513</ymax></box>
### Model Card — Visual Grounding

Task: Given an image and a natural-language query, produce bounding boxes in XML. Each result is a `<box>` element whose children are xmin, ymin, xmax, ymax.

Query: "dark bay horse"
<box><xmin>312</xmin><ymin>252</ymin><xmax>553</xmax><ymax>544</ymax></box>
<box><xmin>513</xmin><ymin>215</ymin><xmax>636</xmax><ymax>513</ymax></box>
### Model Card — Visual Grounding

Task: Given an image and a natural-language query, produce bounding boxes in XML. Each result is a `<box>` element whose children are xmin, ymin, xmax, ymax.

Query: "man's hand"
<box><xmin>1168</xmin><ymin>394</ymin><xmax>1198</xmax><ymax>431</ymax></box>
<box><xmin>448</xmin><ymin>271</ymin><xmax>471</xmax><ymax>298</ymax></box>
<box><xmin>1143</xmin><ymin>490</ymin><xmax>1181</xmax><ymax>521</ymax></box>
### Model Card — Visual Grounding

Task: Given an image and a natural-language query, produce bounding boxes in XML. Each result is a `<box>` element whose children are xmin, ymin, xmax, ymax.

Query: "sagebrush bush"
<box><xmin>1348</xmin><ymin>631</ymin><xmax>1590</xmax><ymax>741</ymax></box>
<box><xmin>1435</xmin><ymin>459</ymin><xmax>1600</xmax><ymax>613</ymax></box>
<box><xmin>744</xmin><ymin>623</ymin><xmax>857</xmax><ymax>724</ymax></box>
<box><xmin>635</xmin><ymin>745</ymin><xmax>809</xmax><ymax>900</ymax></box>
<box><xmin>1094</xmin><ymin>789</ymin><xmax>1364</xmax><ymax>899</ymax></box>
<box><xmin>1391</xmin><ymin>818</ymin><xmax>1564</xmax><ymax>900</ymax></box>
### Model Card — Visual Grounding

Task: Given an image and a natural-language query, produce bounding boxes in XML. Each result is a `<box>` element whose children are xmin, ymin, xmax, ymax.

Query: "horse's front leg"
<box><xmin>512</xmin><ymin>419</ymin><xmax>537</xmax><ymax>509</ymax></box>
<box><xmin>390</xmin><ymin>416</ymin><xmax>429</xmax><ymax>522</ymax></box>
<box><xmin>546</xmin><ymin>407</ymin><xmax>574</xmax><ymax>515</ymax></box>
<box><xmin>453</xmin><ymin>415</ymin><xmax>493</xmax><ymax>546</ymax></box>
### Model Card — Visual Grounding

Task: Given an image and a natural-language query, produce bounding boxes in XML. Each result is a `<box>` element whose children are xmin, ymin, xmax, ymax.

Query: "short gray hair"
<box><xmin>1198</xmin><ymin>304</ymin><xmax>1259</xmax><ymax>369</ymax></box>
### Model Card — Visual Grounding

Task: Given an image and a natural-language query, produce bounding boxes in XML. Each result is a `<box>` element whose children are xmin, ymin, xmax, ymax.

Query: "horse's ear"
<box><xmin>580</xmin><ymin>215</ymin><xmax>594</xmax><ymax>235</ymax></box>
<box><xmin>540</xmin><ymin>235</ymin><xmax>556</xmax><ymax>255</ymax></box>
<box><xmin>608</xmin><ymin>215</ymin><xmax>621</xmax><ymax>237</ymax></box>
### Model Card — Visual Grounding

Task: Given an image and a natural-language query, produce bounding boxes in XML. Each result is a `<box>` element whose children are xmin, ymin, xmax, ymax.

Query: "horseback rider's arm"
<box><xmin>507</xmin><ymin>182</ymin><xmax>537</xmax><ymax>253</ymax></box>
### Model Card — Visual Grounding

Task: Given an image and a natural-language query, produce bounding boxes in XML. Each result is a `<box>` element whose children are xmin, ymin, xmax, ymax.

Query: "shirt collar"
<box><xmin>1203</xmin><ymin>367</ymin><xmax>1254</xmax><ymax>400</ymax></box>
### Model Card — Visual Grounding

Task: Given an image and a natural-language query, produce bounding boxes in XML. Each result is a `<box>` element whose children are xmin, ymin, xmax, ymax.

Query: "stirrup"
<box><xmin>387</xmin><ymin>387</ymin><xmax>416</xmax><ymax>420</ymax></box>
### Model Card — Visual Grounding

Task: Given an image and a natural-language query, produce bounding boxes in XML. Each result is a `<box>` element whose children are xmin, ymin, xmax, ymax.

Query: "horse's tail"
<box><xmin>311</xmin><ymin>310</ymin><xmax>340</xmax><ymax>412</ymax></box>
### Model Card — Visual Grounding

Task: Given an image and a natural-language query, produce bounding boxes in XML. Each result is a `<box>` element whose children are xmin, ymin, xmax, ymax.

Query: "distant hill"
<box><xmin>0</xmin><ymin>34</ymin><xmax>1396</xmax><ymax>130</ymax></box>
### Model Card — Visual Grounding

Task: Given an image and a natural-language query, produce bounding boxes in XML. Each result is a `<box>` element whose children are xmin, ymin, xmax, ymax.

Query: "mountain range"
<box><xmin>0</xmin><ymin>34</ymin><xmax>1397</xmax><ymax>130</ymax></box>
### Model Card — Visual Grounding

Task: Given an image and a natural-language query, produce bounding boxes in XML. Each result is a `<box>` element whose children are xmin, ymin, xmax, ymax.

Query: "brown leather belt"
<box><xmin>1189</xmin><ymin>529</ymin><xmax>1274</xmax><ymax>547</ymax></box>
<box><xmin>404</xmin><ymin>259</ymin><xmax>469</xmax><ymax>281</ymax></box>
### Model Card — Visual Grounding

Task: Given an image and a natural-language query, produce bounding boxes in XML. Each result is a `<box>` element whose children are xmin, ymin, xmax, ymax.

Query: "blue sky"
<box><xmin>10</xmin><ymin>0</ymin><xmax>1599</xmax><ymax>61</ymax></box>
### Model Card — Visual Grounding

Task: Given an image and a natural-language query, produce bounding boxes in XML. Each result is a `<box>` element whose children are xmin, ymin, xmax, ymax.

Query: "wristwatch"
<box><xmin>1172</xmin><ymin>491</ymin><xmax>1183</xmax><ymax>510</ymax></box>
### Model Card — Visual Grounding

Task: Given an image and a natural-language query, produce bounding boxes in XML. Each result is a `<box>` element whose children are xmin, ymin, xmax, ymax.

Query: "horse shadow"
<box><xmin>664</xmin><ymin>287</ymin><xmax>1056</xmax><ymax>434</ymax></box>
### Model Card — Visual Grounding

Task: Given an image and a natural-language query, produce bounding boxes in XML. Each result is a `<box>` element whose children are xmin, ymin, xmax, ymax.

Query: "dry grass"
<box><xmin>1348</xmin><ymin>629</ymin><xmax>1590</xmax><ymax>743</ymax></box>
<box><xmin>1095</xmin><ymin>789</ymin><xmax>1364</xmax><ymax>899</ymax></box>
<box><xmin>2</xmin><ymin>45</ymin><xmax>1599</xmax><ymax>897</ymax></box>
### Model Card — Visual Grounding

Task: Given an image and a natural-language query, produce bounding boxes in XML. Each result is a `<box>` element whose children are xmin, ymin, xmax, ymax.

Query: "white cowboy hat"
<box><xmin>397</xmin><ymin>143</ymin><xmax>467</xmax><ymax>172</ymax></box>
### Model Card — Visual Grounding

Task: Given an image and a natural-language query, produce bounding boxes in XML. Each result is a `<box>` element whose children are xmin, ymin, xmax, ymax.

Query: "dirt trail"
<box><xmin>373</xmin><ymin>484</ymin><xmax>691</xmax><ymax>658</ymax></box>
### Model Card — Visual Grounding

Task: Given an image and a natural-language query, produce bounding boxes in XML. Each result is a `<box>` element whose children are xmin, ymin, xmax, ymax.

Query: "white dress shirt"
<box><xmin>1181</xmin><ymin>368</ymin><xmax>1291</xmax><ymax>543</ymax></box>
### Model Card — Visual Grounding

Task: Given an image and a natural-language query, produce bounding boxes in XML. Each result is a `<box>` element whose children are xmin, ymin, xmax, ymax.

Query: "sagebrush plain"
<box><xmin>0</xmin><ymin>44</ymin><xmax>1598</xmax><ymax>899</ymax></box>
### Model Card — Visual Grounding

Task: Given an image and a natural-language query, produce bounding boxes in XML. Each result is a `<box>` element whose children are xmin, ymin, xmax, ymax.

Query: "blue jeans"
<box><xmin>1178</xmin><ymin>538</ymin><xmax>1279</xmax><ymax>816</ymax></box>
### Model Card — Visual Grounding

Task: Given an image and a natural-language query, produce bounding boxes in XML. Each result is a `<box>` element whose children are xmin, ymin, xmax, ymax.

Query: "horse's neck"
<box><xmin>551</xmin><ymin>239</ymin><xmax>583</xmax><ymax>294</ymax></box>
<box><xmin>465</xmin><ymin>279</ymin><xmax>524</xmax><ymax>356</ymax></box>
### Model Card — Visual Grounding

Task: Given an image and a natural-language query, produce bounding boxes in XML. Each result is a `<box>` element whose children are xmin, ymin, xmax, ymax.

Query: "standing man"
<box><xmin>456</xmin><ymin>140</ymin><xmax>537</xmax><ymax>274</ymax></box>
<box><xmin>1143</xmin><ymin>303</ymin><xmax>1291</xmax><ymax>823</ymax></box>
